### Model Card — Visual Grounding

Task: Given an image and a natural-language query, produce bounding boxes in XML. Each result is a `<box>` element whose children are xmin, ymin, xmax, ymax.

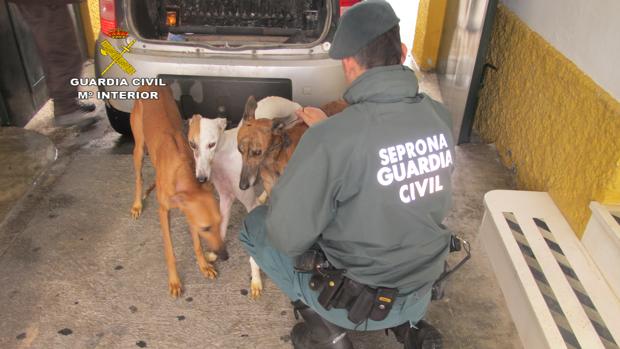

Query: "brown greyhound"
<box><xmin>237</xmin><ymin>95</ymin><xmax>308</xmax><ymax>197</ymax></box>
<box><xmin>130</xmin><ymin>85</ymin><xmax>227</xmax><ymax>298</ymax></box>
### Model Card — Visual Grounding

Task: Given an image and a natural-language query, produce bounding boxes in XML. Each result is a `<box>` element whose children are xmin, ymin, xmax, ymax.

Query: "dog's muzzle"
<box><xmin>197</xmin><ymin>176</ymin><xmax>208</xmax><ymax>183</ymax></box>
<box><xmin>239</xmin><ymin>173</ymin><xmax>256</xmax><ymax>191</ymax></box>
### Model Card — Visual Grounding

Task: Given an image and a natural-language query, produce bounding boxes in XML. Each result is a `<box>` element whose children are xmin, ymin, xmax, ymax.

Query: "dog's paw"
<box><xmin>168</xmin><ymin>279</ymin><xmax>182</xmax><ymax>298</ymax></box>
<box><xmin>250</xmin><ymin>278</ymin><xmax>263</xmax><ymax>300</ymax></box>
<box><xmin>130</xmin><ymin>204</ymin><xmax>142</xmax><ymax>219</ymax></box>
<box><xmin>200</xmin><ymin>263</ymin><xmax>218</xmax><ymax>279</ymax></box>
<box><xmin>205</xmin><ymin>251</ymin><xmax>218</xmax><ymax>263</ymax></box>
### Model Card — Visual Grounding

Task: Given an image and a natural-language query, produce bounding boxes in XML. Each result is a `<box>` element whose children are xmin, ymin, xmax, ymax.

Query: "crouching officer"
<box><xmin>239</xmin><ymin>1</ymin><xmax>455</xmax><ymax>348</ymax></box>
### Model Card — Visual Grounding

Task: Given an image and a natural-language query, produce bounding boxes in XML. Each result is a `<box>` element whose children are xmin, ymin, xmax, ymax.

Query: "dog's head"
<box><xmin>237</xmin><ymin>96</ymin><xmax>289</xmax><ymax>190</ymax></box>
<box><xmin>188</xmin><ymin>115</ymin><xmax>227</xmax><ymax>183</ymax></box>
<box><xmin>171</xmin><ymin>187</ymin><xmax>228</xmax><ymax>261</ymax></box>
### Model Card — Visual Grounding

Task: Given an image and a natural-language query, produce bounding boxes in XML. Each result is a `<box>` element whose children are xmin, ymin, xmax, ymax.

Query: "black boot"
<box><xmin>291</xmin><ymin>300</ymin><xmax>354</xmax><ymax>349</ymax></box>
<box><xmin>77</xmin><ymin>101</ymin><xmax>96</xmax><ymax>112</ymax></box>
<box><xmin>390</xmin><ymin>320</ymin><xmax>442</xmax><ymax>349</ymax></box>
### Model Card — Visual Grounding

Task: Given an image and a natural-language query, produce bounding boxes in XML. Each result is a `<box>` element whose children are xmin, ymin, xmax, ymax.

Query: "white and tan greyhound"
<box><xmin>187</xmin><ymin>96</ymin><xmax>301</xmax><ymax>299</ymax></box>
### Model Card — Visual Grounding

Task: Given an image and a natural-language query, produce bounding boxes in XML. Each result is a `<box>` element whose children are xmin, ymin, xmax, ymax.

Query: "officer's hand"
<box><xmin>296</xmin><ymin>107</ymin><xmax>327</xmax><ymax>127</ymax></box>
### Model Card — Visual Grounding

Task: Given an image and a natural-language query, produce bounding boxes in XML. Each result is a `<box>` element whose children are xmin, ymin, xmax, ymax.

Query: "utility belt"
<box><xmin>294</xmin><ymin>235</ymin><xmax>471</xmax><ymax>325</ymax></box>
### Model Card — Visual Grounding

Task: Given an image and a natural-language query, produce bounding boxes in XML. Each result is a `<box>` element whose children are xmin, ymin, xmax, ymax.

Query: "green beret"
<box><xmin>329</xmin><ymin>0</ymin><xmax>400</xmax><ymax>59</ymax></box>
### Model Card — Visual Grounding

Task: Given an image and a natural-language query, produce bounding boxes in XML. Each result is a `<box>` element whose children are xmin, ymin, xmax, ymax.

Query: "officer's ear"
<box><xmin>400</xmin><ymin>43</ymin><xmax>408</xmax><ymax>64</ymax></box>
<box><xmin>342</xmin><ymin>57</ymin><xmax>364</xmax><ymax>84</ymax></box>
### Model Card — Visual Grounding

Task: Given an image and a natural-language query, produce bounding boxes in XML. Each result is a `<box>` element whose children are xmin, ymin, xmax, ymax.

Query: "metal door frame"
<box><xmin>458</xmin><ymin>0</ymin><xmax>497</xmax><ymax>144</ymax></box>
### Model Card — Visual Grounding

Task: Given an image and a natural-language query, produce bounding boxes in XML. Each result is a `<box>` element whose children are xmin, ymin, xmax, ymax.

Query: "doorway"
<box><xmin>387</xmin><ymin>0</ymin><xmax>421</xmax><ymax>67</ymax></box>
<box><xmin>436</xmin><ymin>0</ymin><xmax>498</xmax><ymax>144</ymax></box>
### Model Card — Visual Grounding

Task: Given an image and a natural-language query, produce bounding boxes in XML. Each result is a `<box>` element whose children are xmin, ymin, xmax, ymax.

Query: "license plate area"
<box><xmin>160</xmin><ymin>75</ymin><xmax>292</xmax><ymax>128</ymax></box>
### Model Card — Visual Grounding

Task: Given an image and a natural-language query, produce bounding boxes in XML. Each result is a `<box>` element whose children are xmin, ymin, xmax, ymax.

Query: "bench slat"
<box><xmin>480</xmin><ymin>190</ymin><xmax>620</xmax><ymax>349</ymax></box>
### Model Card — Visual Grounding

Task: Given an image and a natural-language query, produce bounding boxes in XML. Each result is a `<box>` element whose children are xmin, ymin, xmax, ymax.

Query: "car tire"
<box><xmin>105</xmin><ymin>102</ymin><xmax>132</xmax><ymax>136</ymax></box>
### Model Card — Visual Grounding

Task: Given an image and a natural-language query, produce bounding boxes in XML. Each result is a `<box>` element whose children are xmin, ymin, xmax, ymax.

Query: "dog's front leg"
<box><xmin>204</xmin><ymin>182</ymin><xmax>235</xmax><ymax>263</ymax></box>
<box><xmin>260</xmin><ymin>170</ymin><xmax>276</xmax><ymax>200</ymax></box>
<box><xmin>190</xmin><ymin>228</ymin><xmax>218</xmax><ymax>279</ymax></box>
<box><xmin>249</xmin><ymin>257</ymin><xmax>263</xmax><ymax>299</ymax></box>
<box><xmin>130</xmin><ymin>139</ymin><xmax>145</xmax><ymax>219</ymax></box>
<box><xmin>219</xmin><ymin>192</ymin><xmax>234</xmax><ymax>241</ymax></box>
<box><xmin>159</xmin><ymin>207</ymin><xmax>182</xmax><ymax>297</ymax></box>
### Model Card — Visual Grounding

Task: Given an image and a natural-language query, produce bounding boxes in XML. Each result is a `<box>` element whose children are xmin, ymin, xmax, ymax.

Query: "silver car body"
<box><xmin>95</xmin><ymin>0</ymin><xmax>347</xmax><ymax>115</ymax></box>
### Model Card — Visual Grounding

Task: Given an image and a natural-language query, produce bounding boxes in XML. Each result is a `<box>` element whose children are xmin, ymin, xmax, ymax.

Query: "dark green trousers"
<box><xmin>239</xmin><ymin>205</ymin><xmax>431</xmax><ymax>331</ymax></box>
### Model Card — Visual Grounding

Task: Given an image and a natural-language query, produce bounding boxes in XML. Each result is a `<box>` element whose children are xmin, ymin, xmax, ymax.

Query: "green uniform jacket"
<box><xmin>266</xmin><ymin>65</ymin><xmax>455</xmax><ymax>294</ymax></box>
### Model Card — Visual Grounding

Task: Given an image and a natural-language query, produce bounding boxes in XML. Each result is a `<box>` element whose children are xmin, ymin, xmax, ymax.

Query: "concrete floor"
<box><xmin>0</xmin><ymin>64</ymin><xmax>522</xmax><ymax>349</ymax></box>
<box><xmin>0</xmin><ymin>128</ymin><xmax>56</xmax><ymax>224</ymax></box>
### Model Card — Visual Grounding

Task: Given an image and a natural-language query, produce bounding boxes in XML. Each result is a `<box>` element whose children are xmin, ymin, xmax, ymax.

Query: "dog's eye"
<box><xmin>208</xmin><ymin>142</ymin><xmax>216</xmax><ymax>149</ymax></box>
<box><xmin>252</xmin><ymin>149</ymin><xmax>262</xmax><ymax>157</ymax></box>
<box><xmin>201</xmin><ymin>226</ymin><xmax>211</xmax><ymax>232</ymax></box>
<box><xmin>189</xmin><ymin>142</ymin><xmax>197</xmax><ymax>149</ymax></box>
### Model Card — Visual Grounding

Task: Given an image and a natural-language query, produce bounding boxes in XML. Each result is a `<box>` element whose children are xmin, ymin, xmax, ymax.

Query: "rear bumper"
<box><xmin>95</xmin><ymin>38</ymin><xmax>347</xmax><ymax>114</ymax></box>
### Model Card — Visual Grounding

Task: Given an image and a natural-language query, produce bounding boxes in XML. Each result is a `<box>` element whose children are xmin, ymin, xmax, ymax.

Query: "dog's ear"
<box><xmin>243</xmin><ymin>96</ymin><xmax>257</xmax><ymax>121</ymax></box>
<box><xmin>217</xmin><ymin>118</ymin><xmax>227</xmax><ymax>131</ymax></box>
<box><xmin>271</xmin><ymin>117</ymin><xmax>288</xmax><ymax>135</ymax></box>
<box><xmin>189</xmin><ymin>114</ymin><xmax>202</xmax><ymax>127</ymax></box>
<box><xmin>170</xmin><ymin>191</ymin><xmax>189</xmax><ymax>208</ymax></box>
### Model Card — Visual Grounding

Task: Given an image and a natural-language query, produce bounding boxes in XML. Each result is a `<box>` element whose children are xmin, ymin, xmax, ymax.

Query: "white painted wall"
<box><xmin>386</xmin><ymin>0</ymin><xmax>420</xmax><ymax>67</ymax></box>
<box><xmin>502</xmin><ymin>0</ymin><xmax>620</xmax><ymax>100</ymax></box>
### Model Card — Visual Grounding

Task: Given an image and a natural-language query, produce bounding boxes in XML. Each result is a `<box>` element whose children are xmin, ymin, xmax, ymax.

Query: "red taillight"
<box><xmin>100</xmin><ymin>0</ymin><xmax>116</xmax><ymax>37</ymax></box>
<box><xmin>339</xmin><ymin>0</ymin><xmax>361</xmax><ymax>15</ymax></box>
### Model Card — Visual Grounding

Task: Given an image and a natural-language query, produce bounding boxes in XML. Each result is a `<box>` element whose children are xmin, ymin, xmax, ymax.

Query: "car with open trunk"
<box><xmin>96</xmin><ymin>0</ymin><xmax>357</xmax><ymax>135</ymax></box>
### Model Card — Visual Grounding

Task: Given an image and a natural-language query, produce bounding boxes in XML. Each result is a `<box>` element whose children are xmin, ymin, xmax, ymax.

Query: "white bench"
<box><xmin>479</xmin><ymin>190</ymin><xmax>620</xmax><ymax>349</ymax></box>
<box><xmin>582</xmin><ymin>202</ymin><xmax>620</xmax><ymax>298</ymax></box>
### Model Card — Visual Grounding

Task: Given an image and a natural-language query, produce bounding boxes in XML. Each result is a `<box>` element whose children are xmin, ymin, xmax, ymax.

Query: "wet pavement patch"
<box><xmin>280</xmin><ymin>310</ymin><xmax>287</xmax><ymax>316</ymax></box>
<box><xmin>58</xmin><ymin>328</ymin><xmax>73</xmax><ymax>336</ymax></box>
<box><xmin>115</xmin><ymin>265</ymin><xmax>123</xmax><ymax>270</ymax></box>
<box><xmin>240</xmin><ymin>289</ymin><xmax>248</xmax><ymax>296</ymax></box>
<box><xmin>32</xmin><ymin>247</ymin><xmax>41</xmax><ymax>252</ymax></box>
<box><xmin>177</xmin><ymin>315</ymin><xmax>185</xmax><ymax>321</ymax></box>
<box><xmin>136</xmin><ymin>340</ymin><xmax>147</xmax><ymax>347</ymax></box>
<box><xmin>240</xmin><ymin>334</ymin><xmax>248</xmax><ymax>337</ymax></box>
<box><xmin>48</xmin><ymin>193</ymin><xmax>76</xmax><ymax>210</ymax></box>
<box><xmin>74</xmin><ymin>301</ymin><xmax>79</xmax><ymax>305</ymax></box>
<box><xmin>129</xmin><ymin>305</ymin><xmax>138</xmax><ymax>313</ymax></box>
<box><xmin>280</xmin><ymin>334</ymin><xmax>291</xmax><ymax>342</ymax></box>
<box><xmin>16</xmin><ymin>332</ymin><xmax>26</xmax><ymax>340</ymax></box>
<box><xmin>185</xmin><ymin>297</ymin><xmax>193</xmax><ymax>302</ymax></box>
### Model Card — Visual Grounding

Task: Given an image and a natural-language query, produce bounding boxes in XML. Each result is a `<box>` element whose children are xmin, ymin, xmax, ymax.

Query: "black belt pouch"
<box><xmin>347</xmin><ymin>286</ymin><xmax>375</xmax><ymax>324</ymax></box>
<box><xmin>332</xmin><ymin>278</ymin><xmax>364</xmax><ymax>309</ymax></box>
<box><xmin>317</xmin><ymin>273</ymin><xmax>345</xmax><ymax>310</ymax></box>
<box><xmin>368</xmin><ymin>287</ymin><xmax>398</xmax><ymax>321</ymax></box>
